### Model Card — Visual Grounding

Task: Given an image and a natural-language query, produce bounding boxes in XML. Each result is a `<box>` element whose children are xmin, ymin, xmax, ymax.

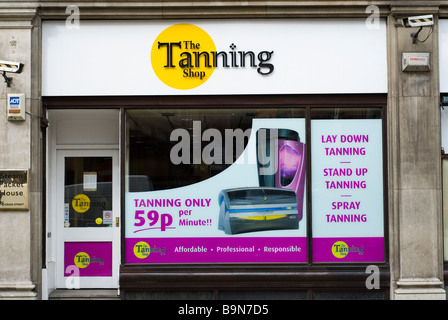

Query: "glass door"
<box><xmin>56</xmin><ymin>149</ymin><xmax>120</xmax><ymax>289</ymax></box>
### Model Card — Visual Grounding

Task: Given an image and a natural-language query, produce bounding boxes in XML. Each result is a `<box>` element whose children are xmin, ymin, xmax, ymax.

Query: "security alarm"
<box><xmin>402</xmin><ymin>52</ymin><xmax>430</xmax><ymax>72</ymax></box>
<box><xmin>7</xmin><ymin>93</ymin><xmax>25</xmax><ymax>121</ymax></box>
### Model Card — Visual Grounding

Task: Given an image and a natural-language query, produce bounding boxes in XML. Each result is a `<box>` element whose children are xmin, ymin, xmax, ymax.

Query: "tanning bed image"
<box><xmin>218</xmin><ymin>187</ymin><xmax>299</xmax><ymax>235</ymax></box>
<box><xmin>256</xmin><ymin>128</ymin><xmax>306</xmax><ymax>222</ymax></box>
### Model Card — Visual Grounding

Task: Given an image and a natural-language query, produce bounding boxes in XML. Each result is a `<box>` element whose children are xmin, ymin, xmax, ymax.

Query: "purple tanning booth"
<box><xmin>257</xmin><ymin>128</ymin><xmax>306</xmax><ymax>222</ymax></box>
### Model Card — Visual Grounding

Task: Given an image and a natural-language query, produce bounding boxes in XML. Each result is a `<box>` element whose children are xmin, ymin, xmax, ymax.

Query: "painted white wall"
<box><xmin>42</xmin><ymin>19</ymin><xmax>387</xmax><ymax>96</ymax></box>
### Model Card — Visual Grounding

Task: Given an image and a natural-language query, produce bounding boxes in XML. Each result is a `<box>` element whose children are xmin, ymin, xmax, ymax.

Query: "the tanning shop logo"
<box><xmin>72</xmin><ymin>194</ymin><xmax>90</xmax><ymax>213</ymax></box>
<box><xmin>74</xmin><ymin>251</ymin><xmax>105</xmax><ymax>268</ymax></box>
<box><xmin>151</xmin><ymin>23</ymin><xmax>274</xmax><ymax>90</ymax></box>
<box><xmin>133</xmin><ymin>241</ymin><xmax>166</xmax><ymax>259</ymax></box>
<box><xmin>331</xmin><ymin>241</ymin><xmax>364</xmax><ymax>259</ymax></box>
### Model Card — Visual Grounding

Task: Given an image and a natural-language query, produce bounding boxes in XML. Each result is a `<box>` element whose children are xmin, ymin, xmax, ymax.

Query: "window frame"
<box><xmin>43</xmin><ymin>94</ymin><xmax>389</xmax><ymax>296</ymax></box>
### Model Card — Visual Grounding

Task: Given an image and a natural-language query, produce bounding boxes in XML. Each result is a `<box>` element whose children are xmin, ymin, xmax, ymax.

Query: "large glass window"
<box><xmin>311</xmin><ymin>108</ymin><xmax>384</xmax><ymax>263</ymax></box>
<box><xmin>124</xmin><ymin>106</ymin><xmax>385</xmax><ymax>265</ymax></box>
<box><xmin>125</xmin><ymin>108</ymin><xmax>307</xmax><ymax>264</ymax></box>
<box><xmin>125</xmin><ymin>108</ymin><xmax>305</xmax><ymax>191</ymax></box>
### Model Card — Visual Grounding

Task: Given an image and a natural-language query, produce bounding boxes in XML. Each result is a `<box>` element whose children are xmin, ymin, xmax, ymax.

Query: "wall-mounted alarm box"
<box><xmin>402</xmin><ymin>52</ymin><xmax>430</xmax><ymax>72</ymax></box>
<box><xmin>7</xmin><ymin>93</ymin><xmax>25</xmax><ymax>121</ymax></box>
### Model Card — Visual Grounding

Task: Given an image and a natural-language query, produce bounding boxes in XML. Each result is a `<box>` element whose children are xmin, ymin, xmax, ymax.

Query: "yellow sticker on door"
<box><xmin>72</xmin><ymin>194</ymin><xmax>91</xmax><ymax>213</ymax></box>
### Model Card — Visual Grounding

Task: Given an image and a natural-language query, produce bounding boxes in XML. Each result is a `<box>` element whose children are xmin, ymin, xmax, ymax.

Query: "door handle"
<box><xmin>116</xmin><ymin>217</ymin><xmax>120</xmax><ymax>227</ymax></box>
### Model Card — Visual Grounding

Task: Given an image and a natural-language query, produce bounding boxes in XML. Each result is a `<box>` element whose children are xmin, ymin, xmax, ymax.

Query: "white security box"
<box><xmin>7</xmin><ymin>93</ymin><xmax>25</xmax><ymax>121</ymax></box>
<box><xmin>402</xmin><ymin>52</ymin><xmax>430</xmax><ymax>72</ymax></box>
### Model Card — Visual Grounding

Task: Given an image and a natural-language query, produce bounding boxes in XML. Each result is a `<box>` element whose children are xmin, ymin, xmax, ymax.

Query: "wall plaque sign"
<box><xmin>0</xmin><ymin>170</ymin><xmax>29</xmax><ymax>210</ymax></box>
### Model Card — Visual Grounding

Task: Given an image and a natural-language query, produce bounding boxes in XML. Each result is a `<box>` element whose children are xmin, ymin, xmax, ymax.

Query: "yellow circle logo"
<box><xmin>72</xmin><ymin>194</ymin><xmax>90</xmax><ymax>213</ymax></box>
<box><xmin>134</xmin><ymin>241</ymin><xmax>151</xmax><ymax>259</ymax></box>
<box><xmin>151</xmin><ymin>24</ymin><xmax>216</xmax><ymax>90</ymax></box>
<box><xmin>74</xmin><ymin>252</ymin><xmax>90</xmax><ymax>268</ymax></box>
<box><xmin>332</xmin><ymin>241</ymin><xmax>349</xmax><ymax>259</ymax></box>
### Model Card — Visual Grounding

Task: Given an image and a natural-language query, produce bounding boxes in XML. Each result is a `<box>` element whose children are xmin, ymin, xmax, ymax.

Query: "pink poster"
<box><xmin>64</xmin><ymin>242</ymin><xmax>113</xmax><ymax>277</ymax></box>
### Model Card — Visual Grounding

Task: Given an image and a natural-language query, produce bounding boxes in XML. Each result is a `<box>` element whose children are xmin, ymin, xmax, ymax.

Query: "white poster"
<box><xmin>311</xmin><ymin>119</ymin><xmax>384</xmax><ymax>262</ymax></box>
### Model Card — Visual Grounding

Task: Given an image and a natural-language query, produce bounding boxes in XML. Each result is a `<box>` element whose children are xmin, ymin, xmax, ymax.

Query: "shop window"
<box><xmin>125</xmin><ymin>108</ymin><xmax>305</xmax><ymax>191</ymax></box>
<box><xmin>310</xmin><ymin>108</ymin><xmax>384</xmax><ymax>263</ymax></box>
<box><xmin>124</xmin><ymin>106</ymin><xmax>385</xmax><ymax>265</ymax></box>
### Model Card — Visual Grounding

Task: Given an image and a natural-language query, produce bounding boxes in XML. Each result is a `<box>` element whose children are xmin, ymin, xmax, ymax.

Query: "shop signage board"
<box><xmin>0</xmin><ymin>170</ymin><xmax>29</xmax><ymax>210</ymax></box>
<box><xmin>42</xmin><ymin>20</ymin><xmax>387</xmax><ymax>96</ymax></box>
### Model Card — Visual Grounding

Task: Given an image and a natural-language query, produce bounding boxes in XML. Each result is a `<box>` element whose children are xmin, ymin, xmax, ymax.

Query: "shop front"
<box><xmin>41</xmin><ymin>18</ymin><xmax>389</xmax><ymax>299</ymax></box>
<box><xmin>3</xmin><ymin>1</ymin><xmax>447</xmax><ymax>301</ymax></box>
